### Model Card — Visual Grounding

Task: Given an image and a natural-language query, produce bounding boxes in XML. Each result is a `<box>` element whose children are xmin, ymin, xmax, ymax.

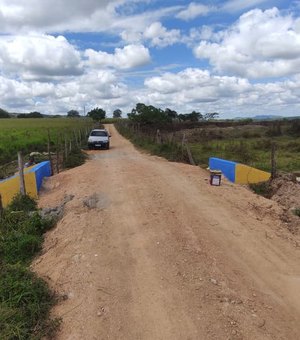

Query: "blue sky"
<box><xmin>0</xmin><ymin>0</ymin><xmax>300</xmax><ymax>118</ymax></box>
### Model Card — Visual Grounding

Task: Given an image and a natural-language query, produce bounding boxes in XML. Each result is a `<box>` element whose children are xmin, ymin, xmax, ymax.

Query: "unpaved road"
<box><xmin>33</xmin><ymin>125</ymin><xmax>300</xmax><ymax>340</ymax></box>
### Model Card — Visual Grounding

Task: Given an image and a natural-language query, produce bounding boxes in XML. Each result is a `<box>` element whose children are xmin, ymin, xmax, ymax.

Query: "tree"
<box><xmin>178</xmin><ymin>111</ymin><xmax>202</xmax><ymax>122</ymax></box>
<box><xmin>0</xmin><ymin>108</ymin><xmax>10</xmax><ymax>118</ymax></box>
<box><xmin>128</xmin><ymin>103</ymin><xmax>171</xmax><ymax>124</ymax></box>
<box><xmin>204</xmin><ymin>112</ymin><xmax>219</xmax><ymax>120</ymax></box>
<box><xmin>113</xmin><ymin>109</ymin><xmax>122</xmax><ymax>119</ymax></box>
<box><xmin>165</xmin><ymin>108</ymin><xmax>178</xmax><ymax>120</ymax></box>
<box><xmin>17</xmin><ymin>111</ymin><xmax>43</xmax><ymax>118</ymax></box>
<box><xmin>87</xmin><ymin>107</ymin><xmax>106</xmax><ymax>121</ymax></box>
<box><xmin>67</xmin><ymin>110</ymin><xmax>80</xmax><ymax>118</ymax></box>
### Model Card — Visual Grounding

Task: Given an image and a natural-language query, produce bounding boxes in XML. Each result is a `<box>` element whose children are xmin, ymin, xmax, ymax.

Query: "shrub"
<box><xmin>7</xmin><ymin>194</ymin><xmax>37</xmax><ymax>212</ymax></box>
<box><xmin>65</xmin><ymin>148</ymin><xmax>86</xmax><ymax>168</ymax></box>
<box><xmin>249</xmin><ymin>181</ymin><xmax>272</xmax><ymax>198</ymax></box>
<box><xmin>292</xmin><ymin>208</ymin><xmax>300</xmax><ymax>217</ymax></box>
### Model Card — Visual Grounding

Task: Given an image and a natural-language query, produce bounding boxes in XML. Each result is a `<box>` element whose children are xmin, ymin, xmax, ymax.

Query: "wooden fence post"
<box><xmin>56</xmin><ymin>135</ymin><xmax>60</xmax><ymax>174</ymax></box>
<box><xmin>181</xmin><ymin>133</ymin><xmax>195</xmax><ymax>165</ymax></box>
<box><xmin>64</xmin><ymin>134</ymin><xmax>68</xmax><ymax>163</ymax></box>
<box><xmin>18</xmin><ymin>151</ymin><xmax>26</xmax><ymax>196</ymax></box>
<box><xmin>47</xmin><ymin>129</ymin><xmax>53</xmax><ymax>176</ymax></box>
<box><xmin>156</xmin><ymin>129</ymin><xmax>162</xmax><ymax>144</ymax></box>
<box><xmin>0</xmin><ymin>194</ymin><xmax>3</xmax><ymax>217</ymax></box>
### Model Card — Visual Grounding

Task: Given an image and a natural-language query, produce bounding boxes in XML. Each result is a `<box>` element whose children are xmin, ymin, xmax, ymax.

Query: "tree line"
<box><xmin>0</xmin><ymin>104</ymin><xmax>219</xmax><ymax>123</ymax></box>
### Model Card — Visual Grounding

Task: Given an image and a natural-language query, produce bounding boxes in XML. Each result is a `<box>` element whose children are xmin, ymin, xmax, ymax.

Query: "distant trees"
<box><xmin>87</xmin><ymin>107</ymin><xmax>106</xmax><ymax>121</ymax></box>
<box><xmin>179</xmin><ymin>111</ymin><xmax>203</xmax><ymax>122</ymax></box>
<box><xmin>17</xmin><ymin>111</ymin><xmax>43</xmax><ymax>118</ymax></box>
<box><xmin>128</xmin><ymin>103</ymin><xmax>172</xmax><ymax>124</ymax></box>
<box><xmin>113</xmin><ymin>109</ymin><xmax>122</xmax><ymax>119</ymax></box>
<box><xmin>67</xmin><ymin>110</ymin><xmax>80</xmax><ymax>118</ymax></box>
<box><xmin>203</xmin><ymin>112</ymin><xmax>219</xmax><ymax>120</ymax></box>
<box><xmin>127</xmin><ymin>103</ymin><xmax>220</xmax><ymax>124</ymax></box>
<box><xmin>0</xmin><ymin>108</ymin><xmax>10</xmax><ymax>118</ymax></box>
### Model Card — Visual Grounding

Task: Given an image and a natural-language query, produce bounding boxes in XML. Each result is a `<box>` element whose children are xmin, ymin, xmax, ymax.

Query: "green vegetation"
<box><xmin>116</xmin><ymin>122</ymin><xmax>185</xmax><ymax>163</ymax></box>
<box><xmin>0</xmin><ymin>108</ymin><xmax>10</xmax><ymax>119</ymax></box>
<box><xmin>0</xmin><ymin>118</ymin><xmax>94</xmax><ymax>165</ymax></box>
<box><xmin>17</xmin><ymin>112</ymin><xmax>44</xmax><ymax>119</ymax></box>
<box><xmin>87</xmin><ymin>107</ymin><xmax>106</xmax><ymax>121</ymax></box>
<box><xmin>0</xmin><ymin>195</ymin><xmax>60</xmax><ymax>339</ymax></box>
<box><xmin>189</xmin><ymin>137</ymin><xmax>300</xmax><ymax>172</ymax></box>
<box><xmin>292</xmin><ymin>208</ymin><xmax>300</xmax><ymax>217</ymax></box>
<box><xmin>116</xmin><ymin>118</ymin><xmax>300</xmax><ymax>173</ymax></box>
<box><xmin>65</xmin><ymin>146</ymin><xmax>87</xmax><ymax>168</ymax></box>
<box><xmin>249</xmin><ymin>181</ymin><xmax>273</xmax><ymax>198</ymax></box>
<box><xmin>113</xmin><ymin>109</ymin><xmax>122</xmax><ymax>119</ymax></box>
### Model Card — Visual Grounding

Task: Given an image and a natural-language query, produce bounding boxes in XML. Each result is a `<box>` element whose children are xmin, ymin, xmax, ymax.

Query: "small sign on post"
<box><xmin>18</xmin><ymin>151</ymin><xmax>26</xmax><ymax>195</ymax></box>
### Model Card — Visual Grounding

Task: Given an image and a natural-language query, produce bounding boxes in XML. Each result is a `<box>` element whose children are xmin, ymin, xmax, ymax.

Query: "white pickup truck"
<box><xmin>88</xmin><ymin>129</ymin><xmax>110</xmax><ymax>150</ymax></box>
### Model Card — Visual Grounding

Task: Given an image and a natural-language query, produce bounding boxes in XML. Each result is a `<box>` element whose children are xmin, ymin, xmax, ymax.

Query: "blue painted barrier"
<box><xmin>29</xmin><ymin>161</ymin><xmax>51</xmax><ymax>191</ymax></box>
<box><xmin>209</xmin><ymin>157</ymin><xmax>237</xmax><ymax>183</ymax></box>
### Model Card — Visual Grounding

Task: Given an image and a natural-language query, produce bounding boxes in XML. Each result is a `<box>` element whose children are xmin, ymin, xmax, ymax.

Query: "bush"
<box><xmin>65</xmin><ymin>148</ymin><xmax>86</xmax><ymax>168</ymax></box>
<box><xmin>249</xmin><ymin>181</ymin><xmax>272</xmax><ymax>198</ymax></box>
<box><xmin>7</xmin><ymin>194</ymin><xmax>37</xmax><ymax>212</ymax></box>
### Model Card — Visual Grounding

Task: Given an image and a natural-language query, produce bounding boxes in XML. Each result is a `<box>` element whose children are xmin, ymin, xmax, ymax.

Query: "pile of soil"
<box><xmin>269</xmin><ymin>173</ymin><xmax>300</xmax><ymax>233</ymax></box>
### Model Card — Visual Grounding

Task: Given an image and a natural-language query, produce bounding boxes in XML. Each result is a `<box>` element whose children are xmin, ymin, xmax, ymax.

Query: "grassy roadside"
<box><xmin>115</xmin><ymin>121</ymin><xmax>300</xmax><ymax>173</ymax></box>
<box><xmin>0</xmin><ymin>195</ymin><xmax>60</xmax><ymax>339</ymax></box>
<box><xmin>115</xmin><ymin>122</ymin><xmax>188</xmax><ymax>163</ymax></box>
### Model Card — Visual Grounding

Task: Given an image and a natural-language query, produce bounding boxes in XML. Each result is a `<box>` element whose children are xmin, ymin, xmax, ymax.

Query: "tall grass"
<box><xmin>0</xmin><ymin>195</ymin><xmax>60</xmax><ymax>339</ymax></box>
<box><xmin>0</xmin><ymin>118</ymin><xmax>94</xmax><ymax>164</ymax></box>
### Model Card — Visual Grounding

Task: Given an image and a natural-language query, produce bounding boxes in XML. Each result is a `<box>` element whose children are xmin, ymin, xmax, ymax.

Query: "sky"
<box><xmin>1</xmin><ymin>0</ymin><xmax>300</xmax><ymax>118</ymax></box>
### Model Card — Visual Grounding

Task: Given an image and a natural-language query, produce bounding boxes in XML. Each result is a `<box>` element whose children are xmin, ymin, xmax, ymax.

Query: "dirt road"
<box><xmin>33</xmin><ymin>125</ymin><xmax>300</xmax><ymax>340</ymax></box>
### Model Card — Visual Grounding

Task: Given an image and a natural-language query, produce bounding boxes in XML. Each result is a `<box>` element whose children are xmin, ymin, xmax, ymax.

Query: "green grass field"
<box><xmin>189</xmin><ymin>136</ymin><xmax>300</xmax><ymax>172</ymax></box>
<box><xmin>116</xmin><ymin>121</ymin><xmax>300</xmax><ymax>174</ymax></box>
<box><xmin>0</xmin><ymin>118</ymin><xmax>94</xmax><ymax>165</ymax></box>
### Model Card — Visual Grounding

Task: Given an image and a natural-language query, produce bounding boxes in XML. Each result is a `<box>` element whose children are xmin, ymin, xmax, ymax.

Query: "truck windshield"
<box><xmin>90</xmin><ymin>131</ymin><xmax>108</xmax><ymax>136</ymax></box>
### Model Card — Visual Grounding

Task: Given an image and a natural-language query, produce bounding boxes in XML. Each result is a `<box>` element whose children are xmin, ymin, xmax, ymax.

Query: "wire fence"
<box><xmin>115</xmin><ymin>120</ymin><xmax>278</xmax><ymax>175</ymax></box>
<box><xmin>0</xmin><ymin>123</ymin><xmax>95</xmax><ymax>180</ymax></box>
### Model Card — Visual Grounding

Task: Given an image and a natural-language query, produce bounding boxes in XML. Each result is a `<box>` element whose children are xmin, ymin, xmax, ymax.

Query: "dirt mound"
<box><xmin>269</xmin><ymin>173</ymin><xmax>300</xmax><ymax>233</ymax></box>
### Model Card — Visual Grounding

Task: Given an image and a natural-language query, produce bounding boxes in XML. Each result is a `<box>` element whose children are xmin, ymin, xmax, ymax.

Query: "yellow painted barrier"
<box><xmin>235</xmin><ymin>164</ymin><xmax>271</xmax><ymax>184</ymax></box>
<box><xmin>0</xmin><ymin>172</ymin><xmax>38</xmax><ymax>208</ymax></box>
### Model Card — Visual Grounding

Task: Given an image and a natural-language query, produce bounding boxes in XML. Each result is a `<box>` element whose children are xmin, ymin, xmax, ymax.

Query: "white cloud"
<box><xmin>85</xmin><ymin>44</ymin><xmax>151</xmax><ymax>69</ymax></box>
<box><xmin>144</xmin><ymin>22</ymin><xmax>181</xmax><ymax>47</ymax></box>
<box><xmin>0</xmin><ymin>0</ymin><xmax>182</xmax><ymax>36</ymax></box>
<box><xmin>141</xmin><ymin>67</ymin><xmax>300</xmax><ymax>116</ymax></box>
<box><xmin>194</xmin><ymin>8</ymin><xmax>300</xmax><ymax>78</ymax></box>
<box><xmin>0</xmin><ymin>34</ymin><xmax>82</xmax><ymax>79</ymax></box>
<box><xmin>222</xmin><ymin>0</ymin><xmax>269</xmax><ymax>13</ymax></box>
<box><xmin>176</xmin><ymin>2</ymin><xmax>211</xmax><ymax>21</ymax></box>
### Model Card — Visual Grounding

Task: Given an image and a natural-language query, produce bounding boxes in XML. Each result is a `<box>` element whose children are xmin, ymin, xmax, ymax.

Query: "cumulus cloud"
<box><xmin>0</xmin><ymin>0</ymin><xmax>111</xmax><ymax>32</ymax></box>
<box><xmin>0</xmin><ymin>0</ymin><xmax>182</xmax><ymax>35</ymax></box>
<box><xmin>144</xmin><ymin>22</ymin><xmax>181</xmax><ymax>47</ymax></box>
<box><xmin>0</xmin><ymin>34</ymin><xmax>82</xmax><ymax>79</ymax></box>
<box><xmin>194</xmin><ymin>8</ymin><xmax>300</xmax><ymax>78</ymax></box>
<box><xmin>142</xmin><ymin>67</ymin><xmax>300</xmax><ymax>115</ymax></box>
<box><xmin>145</xmin><ymin>68</ymin><xmax>251</xmax><ymax>100</ymax></box>
<box><xmin>85</xmin><ymin>44</ymin><xmax>151</xmax><ymax>69</ymax></box>
<box><xmin>176</xmin><ymin>2</ymin><xmax>211</xmax><ymax>21</ymax></box>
